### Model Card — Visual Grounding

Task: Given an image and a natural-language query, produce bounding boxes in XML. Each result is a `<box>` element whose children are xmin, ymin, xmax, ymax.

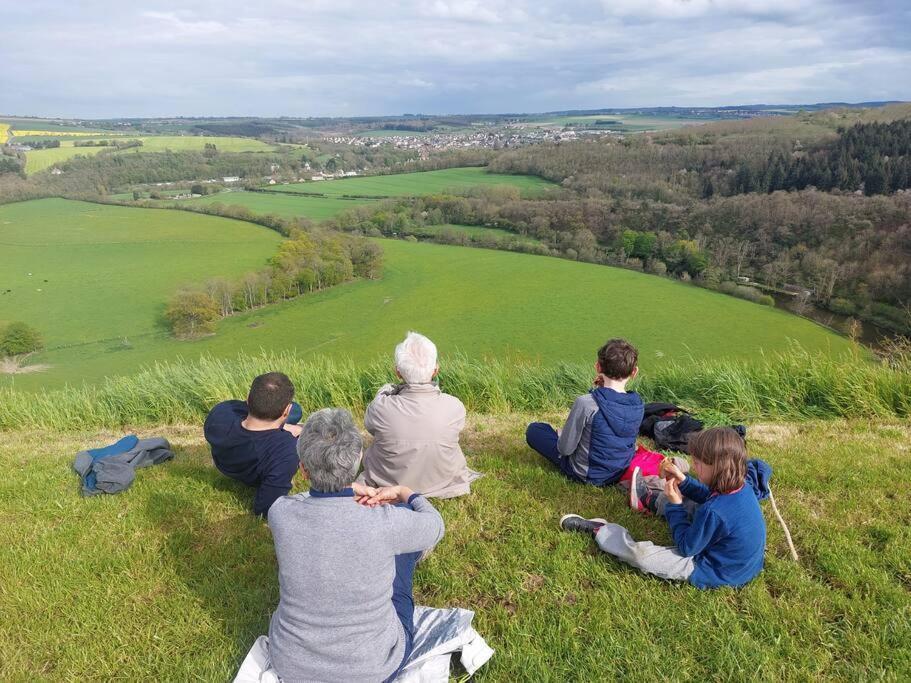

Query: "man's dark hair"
<box><xmin>597</xmin><ymin>338</ymin><xmax>638</xmax><ymax>380</ymax></box>
<box><xmin>247</xmin><ymin>372</ymin><xmax>295</xmax><ymax>420</ymax></box>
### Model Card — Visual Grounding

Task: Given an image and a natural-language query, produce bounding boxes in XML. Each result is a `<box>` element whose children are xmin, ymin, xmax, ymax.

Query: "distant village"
<box><xmin>321</xmin><ymin>126</ymin><xmax>606</xmax><ymax>158</ymax></box>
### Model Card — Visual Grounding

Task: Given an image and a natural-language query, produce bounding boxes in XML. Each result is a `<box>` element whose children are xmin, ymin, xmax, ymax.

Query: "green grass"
<box><xmin>530</xmin><ymin>113</ymin><xmax>721</xmax><ymax>132</ymax></box>
<box><xmin>23</xmin><ymin>135</ymin><xmax>275</xmax><ymax>174</ymax></box>
<box><xmin>1</xmin><ymin>415</ymin><xmax>908</xmax><ymax>679</ymax></box>
<box><xmin>177</xmin><ymin>191</ymin><xmax>377</xmax><ymax>221</ymax></box>
<box><xmin>0</xmin><ymin>198</ymin><xmax>280</xmax><ymax>359</ymax></box>
<box><xmin>112</xmin><ymin>135</ymin><xmax>274</xmax><ymax>154</ymax></box>
<box><xmin>24</xmin><ymin>140</ymin><xmax>110</xmax><ymax>173</ymax></box>
<box><xmin>5</xmin><ymin>221</ymin><xmax>854</xmax><ymax>389</ymax></box>
<box><xmin>2</xmin><ymin>347</ymin><xmax>907</xmax><ymax>430</ymax></box>
<box><xmin>268</xmin><ymin>167</ymin><xmax>554</xmax><ymax>197</ymax></box>
<box><xmin>163</xmin><ymin>168</ymin><xmax>553</xmax><ymax>220</ymax></box>
<box><xmin>408</xmin><ymin>223</ymin><xmax>543</xmax><ymax>246</ymax></box>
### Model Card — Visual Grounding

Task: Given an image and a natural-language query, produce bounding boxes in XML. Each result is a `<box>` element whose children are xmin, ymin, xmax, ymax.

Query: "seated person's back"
<box><xmin>526</xmin><ymin>338</ymin><xmax>644</xmax><ymax>486</ymax></box>
<box><xmin>269</xmin><ymin>408</ymin><xmax>444</xmax><ymax>682</ymax></box>
<box><xmin>203</xmin><ymin>372</ymin><xmax>300</xmax><ymax>516</ymax></box>
<box><xmin>363</xmin><ymin>332</ymin><xmax>478</xmax><ymax>498</ymax></box>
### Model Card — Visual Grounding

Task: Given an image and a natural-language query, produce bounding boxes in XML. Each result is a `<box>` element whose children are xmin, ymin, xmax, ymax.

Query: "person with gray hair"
<box><xmin>266</xmin><ymin>407</ymin><xmax>445</xmax><ymax>683</ymax></box>
<box><xmin>362</xmin><ymin>331</ymin><xmax>480</xmax><ymax>498</ymax></box>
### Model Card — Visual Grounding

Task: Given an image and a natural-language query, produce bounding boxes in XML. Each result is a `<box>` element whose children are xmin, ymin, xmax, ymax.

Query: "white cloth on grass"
<box><xmin>233</xmin><ymin>606</ymin><xmax>493</xmax><ymax>683</ymax></box>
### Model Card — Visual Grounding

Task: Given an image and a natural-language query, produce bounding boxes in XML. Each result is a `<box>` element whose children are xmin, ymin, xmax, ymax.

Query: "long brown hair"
<box><xmin>688</xmin><ymin>427</ymin><xmax>747</xmax><ymax>493</ymax></box>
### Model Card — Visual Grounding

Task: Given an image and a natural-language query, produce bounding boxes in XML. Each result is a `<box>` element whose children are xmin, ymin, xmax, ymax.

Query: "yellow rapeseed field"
<box><xmin>0</xmin><ymin>124</ymin><xmax>10</xmax><ymax>145</ymax></box>
<box><xmin>12</xmin><ymin>130</ymin><xmax>104</xmax><ymax>137</ymax></box>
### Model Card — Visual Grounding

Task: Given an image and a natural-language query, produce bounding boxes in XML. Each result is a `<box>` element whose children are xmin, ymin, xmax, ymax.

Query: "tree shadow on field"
<box><xmin>144</xmin><ymin>480</ymin><xmax>278</xmax><ymax>669</ymax></box>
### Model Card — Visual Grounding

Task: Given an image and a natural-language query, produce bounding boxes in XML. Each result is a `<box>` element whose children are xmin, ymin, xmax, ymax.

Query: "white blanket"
<box><xmin>234</xmin><ymin>606</ymin><xmax>493</xmax><ymax>683</ymax></box>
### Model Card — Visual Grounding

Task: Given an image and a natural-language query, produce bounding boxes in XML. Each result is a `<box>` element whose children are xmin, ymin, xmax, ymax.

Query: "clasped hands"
<box><xmin>659</xmin><ymin>459</ymin><xmax>687</xmax><ymax>505</ymax></box>
<box><xmin>351</xmin><ymin>482</ymin><xmax>415</xmax><ymax>507</ymax></box>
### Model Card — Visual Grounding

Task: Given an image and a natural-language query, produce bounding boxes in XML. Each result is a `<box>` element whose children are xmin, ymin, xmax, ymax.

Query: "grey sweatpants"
<box><xmin>595</xmin><ymin>522</ymin><xmax>695</xmax><ymax>581</ymax></box>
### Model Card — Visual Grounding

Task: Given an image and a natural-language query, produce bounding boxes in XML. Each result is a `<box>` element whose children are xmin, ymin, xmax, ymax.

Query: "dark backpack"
<box><xmin>640</xmin><ymin>402</ymin><xmax>746</xmax><ymax>453</ymax></box>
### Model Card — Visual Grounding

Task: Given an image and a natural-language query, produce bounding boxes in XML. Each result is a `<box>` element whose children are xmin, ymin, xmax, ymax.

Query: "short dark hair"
<box><xmin>597</xmin><ymin>338</ymin><xmax>638</xmax><ymax>380</ymax></box>
<box><xmin>247</xmin><ymin>372</ymin><xmax>294</xmax><ymax>420</ymax></box>
<box><xmin>688</xmin><ymin>427</ymin><xmax>747</xmax><ymax>493</ymax></box>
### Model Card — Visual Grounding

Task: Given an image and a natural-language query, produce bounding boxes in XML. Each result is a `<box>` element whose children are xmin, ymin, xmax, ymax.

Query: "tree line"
<box><xmin>166</xmin><ymin>228</ymin><xmax>382</xmax><ymax>338</ymax></box>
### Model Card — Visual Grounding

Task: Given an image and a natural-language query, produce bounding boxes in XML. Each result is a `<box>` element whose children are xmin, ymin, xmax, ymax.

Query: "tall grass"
<box><xmin>2</xmin><ymin>346</ymin><xmax>909</xmax><ymax>429</ymax></box>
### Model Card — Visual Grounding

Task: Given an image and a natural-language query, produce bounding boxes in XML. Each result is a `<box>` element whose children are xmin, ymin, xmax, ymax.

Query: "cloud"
<box><xmin>0</xmin><ymin>0</ymin><xmax>906</xmax><ymax>117</ymax></box>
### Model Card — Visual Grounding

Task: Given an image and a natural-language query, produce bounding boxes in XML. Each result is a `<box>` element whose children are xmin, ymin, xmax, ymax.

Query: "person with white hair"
<box><xmin>362</xmin><ymin>331</ymin><xmax>481</xmax><ymax>498</ymax></box>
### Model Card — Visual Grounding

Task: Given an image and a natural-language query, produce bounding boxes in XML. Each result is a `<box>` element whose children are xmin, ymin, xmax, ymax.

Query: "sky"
<box><xmin>1</xmin><ymin>0</ymin><xmax>909</xmax><ymax>118</ymax></box>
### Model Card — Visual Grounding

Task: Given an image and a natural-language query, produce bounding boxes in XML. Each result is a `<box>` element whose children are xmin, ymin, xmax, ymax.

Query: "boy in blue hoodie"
<box><xmin>204</xmin><ymin>372</ymin><xmax>304</xmax><ymax>517</ymax></box>
<box><xmin>526</xmin><ymin>339</ymin><xmax>644</xmax><ymax>486</ymax></box>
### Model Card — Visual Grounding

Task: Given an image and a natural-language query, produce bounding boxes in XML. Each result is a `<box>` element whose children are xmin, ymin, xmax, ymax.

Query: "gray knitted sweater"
<box><xmin>267</xmin><ymin>489</ymin><xmax>444</xmax><ymax>682</ymax></box>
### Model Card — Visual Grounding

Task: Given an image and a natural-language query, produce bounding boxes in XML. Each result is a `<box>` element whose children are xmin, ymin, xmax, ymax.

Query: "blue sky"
<box><xmin>1</xmin><ymin>0</ymin><xmax>908</xmax><ymax>118</ymax></box>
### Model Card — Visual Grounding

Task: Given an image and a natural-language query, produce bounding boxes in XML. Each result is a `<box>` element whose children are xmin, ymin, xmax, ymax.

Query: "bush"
<box><xmin>0</xmin><ymin>322</ymin><xmax>43</xmax><ymax>357</ymax></box>
<box><xmin>757</xmin><ymin>294</ymin><xmax>775</xmax><ymax>307</ymax></box>
<box><xmin>165</xmin><ymin>290</ymin><xmax>220</xmax><ymax>339</ymax></box>
<box><xmin>829</xmin><ymin>297</ymin><xmax>857</xmax><ymax>316</ymax></box>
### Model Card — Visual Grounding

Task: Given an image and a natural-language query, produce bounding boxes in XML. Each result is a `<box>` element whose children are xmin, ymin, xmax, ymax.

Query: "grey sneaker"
<box><xmin>559</xmin><ymin>514</ymin><xmax>607</xmax><ymax>534</ymax></box>
<box><xmin>629</xmin><ymin>466</ymin><xmax>659</xmax><ymax>514</ymax></box>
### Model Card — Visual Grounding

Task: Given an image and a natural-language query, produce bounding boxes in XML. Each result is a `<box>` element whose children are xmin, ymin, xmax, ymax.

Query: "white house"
<box><xmin>223</xmin><ymin>176</ymin><xmax>240</xmax><ymax>183</ymax></box>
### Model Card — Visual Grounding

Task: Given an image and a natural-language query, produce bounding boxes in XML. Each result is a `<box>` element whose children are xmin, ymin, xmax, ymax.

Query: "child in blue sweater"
<box><xmin>560</xmin><ymin>427</ymin><xmax>769</xmax><ymax>589</ymax></box>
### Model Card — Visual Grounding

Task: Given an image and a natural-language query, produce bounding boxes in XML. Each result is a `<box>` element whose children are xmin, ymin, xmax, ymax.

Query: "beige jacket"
<box><xmin>362</xmin><ymin>383</ymin><xmax>480</xmax><ymax>498</ymax></box>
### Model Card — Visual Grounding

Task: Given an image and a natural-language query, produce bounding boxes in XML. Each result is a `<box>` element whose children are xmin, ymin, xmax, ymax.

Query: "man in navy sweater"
<box><xmin>204</xmin><ymin>372</ymin><xmax>303</xmax><ymax>517</ymax></box>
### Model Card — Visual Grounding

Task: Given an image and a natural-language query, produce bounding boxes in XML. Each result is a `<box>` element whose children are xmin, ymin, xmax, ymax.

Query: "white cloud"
<box><xmin>0</xmin><ymin>0</ymin><xmax>906</xmax><ymax>117</ymax></box>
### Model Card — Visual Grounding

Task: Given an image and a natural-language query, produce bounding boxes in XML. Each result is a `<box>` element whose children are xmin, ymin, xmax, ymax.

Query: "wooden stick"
<box><xmin>768</xmin><ymin>487</ymin><xmax>799</xmax><ymax>562</ymax></box>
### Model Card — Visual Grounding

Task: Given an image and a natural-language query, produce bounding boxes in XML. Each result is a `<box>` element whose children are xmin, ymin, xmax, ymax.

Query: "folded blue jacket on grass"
<box><xmin>73</xmin><ymin>435</ymin><xmax>173</xmax><ymax>496</ymax></box>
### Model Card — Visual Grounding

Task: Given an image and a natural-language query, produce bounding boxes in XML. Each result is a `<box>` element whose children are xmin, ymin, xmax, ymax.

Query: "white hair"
<box><xmin>394</xmin><ymin>331</ymin><xmax>438</xmax><ymax>384</ymax></box>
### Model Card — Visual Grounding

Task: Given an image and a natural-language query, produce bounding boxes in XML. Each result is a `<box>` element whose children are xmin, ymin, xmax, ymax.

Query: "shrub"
<box><xmin>165</xmin><ymin>290</ymin><xmax>220</xmax><ymax>339</ymax></box>
<box><xmin>646</xmin><ymin>259</ymin><xmax>668</xmax><ymax>276</ymax></box>
<box><xmin>829</xmin><ymin>297</ymin><xmax>857</xmax><ymax>316</ymax></box>
<box><xmin>757</xmin><ymin>294</ymin><xmax>775</xmax><ymax>307</ymax></box>
<box><xmin>0</xmin><ymin>322</ymin><xmax>43</xmax><ymax>357</ymax></box>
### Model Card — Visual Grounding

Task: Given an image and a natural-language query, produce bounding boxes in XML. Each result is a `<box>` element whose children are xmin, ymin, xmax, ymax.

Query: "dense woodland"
<box><xmin>482</xmin><ymin>112</ymin><xmax>911</xmax><ymax>333</ymax></box>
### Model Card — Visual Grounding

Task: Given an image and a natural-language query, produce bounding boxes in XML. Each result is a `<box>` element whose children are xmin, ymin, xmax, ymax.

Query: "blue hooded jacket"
<box><xmin>586</xmin><ymin>388</ymin><xmax>645</xmax><ymax>486</ymax></box>
<box><xmin>665</xmin><ymin>458</ymin><xmax>772</xmax><ymax>589</ymax></box>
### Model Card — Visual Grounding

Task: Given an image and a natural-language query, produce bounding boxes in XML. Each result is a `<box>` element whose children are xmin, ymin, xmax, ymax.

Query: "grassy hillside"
<box><xmin>0</xmin><ymin>198</ymin><xmax>280</xmax><ymax>357</ymax></box>
<box><xmin>23</xmin><ymin>135</ymin><xmax>275</xmax><ymax>174</ymax></box>
<box><xmin>168</xmin><ymin>167</ymin><xmax>555</xmax><ymax>220</ymax></box>
<box><xmin>5</xmin><ymin>208</ymin><xmax>854</xmax><ymax>389</ymax></box>
<box><xmin>268</xmin><ymin>167</ymin><xmax>554</xmax><ymax>197</ymax></box>
<box><xmin>24</xmin><ymin>140</ymin><xmax>109</xmax><ymax>173</ymax></box>
<box><xmin>179</xmin><ymin>191</ymin><xmax>376</xmax><ymax>221</ymax></box>
<box><xmin>1</xmin><ymin>415</ymin><xmax>907</xmax><ymax>679</ymax></box>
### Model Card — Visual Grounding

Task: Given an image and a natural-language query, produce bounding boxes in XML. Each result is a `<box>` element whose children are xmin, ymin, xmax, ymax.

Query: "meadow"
<box><xmin>3</xmin><ymin>200</ymin><xmax>853</xmax><ymax>390</ymax></box>
<box><xmin>24</xmin><ymin>140</ymin><xmax>110</xmax><ymax>173</ymax></box>
<box><xmin>22</xmin><ymin>135</ymin><xmax>276</xmax><ymax>174</ymax></box>
<box><xmin>267</xmin><ymin>167</ymin><xmax>554</xmax><ymax>197</ymax></box>
<box><xmin>529</xmin><ymin>113</ymin><xmax>721</xmax><ymax>132</ymax></box>
<box><xmin>178</xmin><ymin>190</ymin><xmax>376</xmax><ymax>221</ymax></box>
<box><xmin>163</xmin><ymin>167</ymin><xmax>554</xmax><ymax>221</ymax></box>
<box><xmin>1</xmin><ymin>411</ymin><xmax>908</xmax><ymax>680</ymax></box>
<box><xmin>0</xmin><ymin>199</ymin><xmax>280</xmax><ymax>370</ymax></box>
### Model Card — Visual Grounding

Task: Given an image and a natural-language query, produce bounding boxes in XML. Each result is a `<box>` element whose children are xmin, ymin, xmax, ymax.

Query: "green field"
<box><xmin>23</xmin><ymin>135</ymin><xmax>276</xmax><ymax>174</ymax></box>
<box><xmin>165</xmin><ymin>167</ymin><xmax>555</xmax><ymax>221</ymax></box>
<box><xmin>2</xmin><ymin>199</ymin><xmax>853</xmax><ymax>389</ymax></box>
<box><xmin>529</xmin><ymin>113</ymin><xmax>721</xmax><ymax>132</ymax></box>
<box><xmin>409</xmin><ymin>223</ymin><xmax>542</xmax><ymax>245</ymax></box>
<box><xmin>24</xmin><ymin>140</ymin><xmax>110</xmax><ymax>173</ymax></box>
<box><xmin>113</xmin><ymin>135</ymin><xmax>274</xmax><ymax>154</ymax></box>
<box><xmin>2</xmin><ymin>414</ymin><xmax>908</xmax><ymax>679</ymax></box>
<box><xmin>0</xmin><ymin>199</ymin><xmax>280</xmax><ymax>364</ymax></box>
<box><xmin>177</xmin><ymin>191</ymin><xmax>376</xmax><ymax>221</ymax></box>
<box><xmin>268</xmin><ymin>167</ymin><xmax>554</xmax><ymax>197</ymax></box>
